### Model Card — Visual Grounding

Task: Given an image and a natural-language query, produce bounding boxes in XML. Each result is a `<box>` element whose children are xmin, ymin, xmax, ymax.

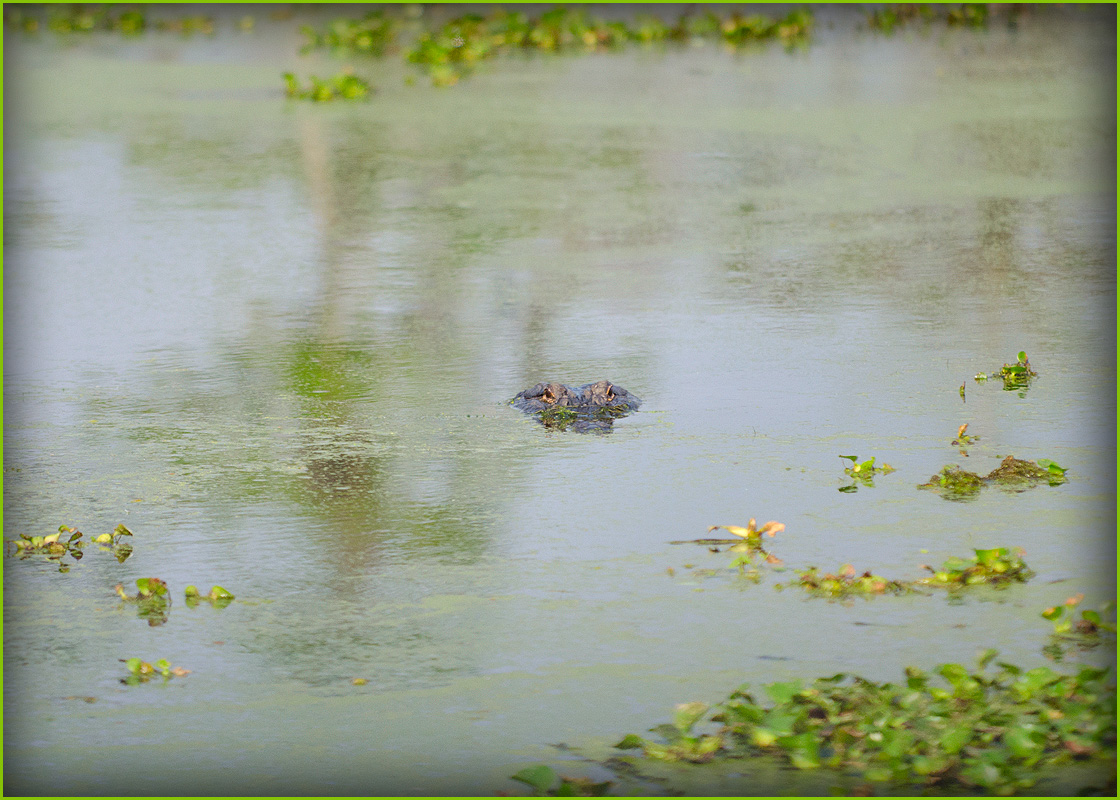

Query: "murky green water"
<box><xmin>4</xmin><ymin>5</ymin><xmax>1116</xmax><ymax>795</ymax></box>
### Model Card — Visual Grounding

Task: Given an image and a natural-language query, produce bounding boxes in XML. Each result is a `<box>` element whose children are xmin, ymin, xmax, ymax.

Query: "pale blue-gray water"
<box><xmin>3</xmin><ymin>4</ymin><xmax>1115</xmax><ymax>795</ymax></box>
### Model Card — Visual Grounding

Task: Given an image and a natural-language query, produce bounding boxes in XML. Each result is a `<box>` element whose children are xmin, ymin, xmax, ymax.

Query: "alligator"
<box><xmin>511</xmin><ymin>380</ymin><xmax>641</xmax><ymax>432</ymax></box>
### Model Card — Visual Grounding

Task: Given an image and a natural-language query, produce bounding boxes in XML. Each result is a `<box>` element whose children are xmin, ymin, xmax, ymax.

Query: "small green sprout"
<box><xmin>839</xmin><ymin>455</ymin><xmax>895</xmax><ymax>491</ymax></box>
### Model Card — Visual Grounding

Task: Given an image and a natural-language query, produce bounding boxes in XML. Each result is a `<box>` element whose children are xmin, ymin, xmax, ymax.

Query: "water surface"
<box><xmin>4</xmin><ymin>5</ymin><xmax>1116</xmax><ymax>794</ymax></box>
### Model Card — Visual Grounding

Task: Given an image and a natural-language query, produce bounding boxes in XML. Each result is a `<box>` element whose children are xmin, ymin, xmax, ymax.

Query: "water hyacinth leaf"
<box><xmin>125</xmin><ymin>657</ymin><xmax>143</xmax><ymax>675</ymax></box>
<box><xmin>185</xmin><ymin>585</ymin><xmax>200</xmax><ymax>598</ymax></box>
<box><xmin>511</xmin><ymin>764</ymin><xmax>556</xmax><ymax>792</ymax></box>
<box><xmin>778</xmin><ymin>731</ymin><xmax>821</xmax><ymax>769</ymax></box>
<box><xmin>750</xmin><ymin>726</ymin><xmax>780</xmax><ymax>747</ymax></box>
<box><xmin>939</xmin><ymin>723</ymin><xmax>973</xmax><ymax>754</ymax></box>
<box><xmin>1018</xmin><ymin>351</ymin><xmax>1027</xmax><ymax>363</ymax></box>
<box><xmin>973</xmin><ymin>547</ymin><xmax>1006</xmax><ymax>567</ymax></box>
<box><xmin>764</xmin><ymin>680</ymin><xmax>802</xmax><ymax>705</ymax></box>
<box><xmin>1003</xmin><ymin>725</ymin><xmax>1044</xmax><ymax>759</ymax></box>
<box><xmin>672</xmin><ymin>702</ymin><xmax>708</xmax><ymax>733</ymax></box>
<box><xmin>614</xmin><ymin>733</ymin><xmax>644</xmax><ymax>750</ymax></box>
<box><xmin>1041</xmin><ymin>606</ymin><xmax>1062</xmax><ymax>621</ymax></box>
<box><xmin>761</xmin><ymin>707</ymin><xmax>798</xmax><ymax>737</ymax></box>
<box><xmin>978</xmin><ymin>648</ymin><xmax>999</xmax><ymax>669</ymax></box>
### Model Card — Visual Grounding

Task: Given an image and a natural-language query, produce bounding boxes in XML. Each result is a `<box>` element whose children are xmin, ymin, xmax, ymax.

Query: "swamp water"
<box><xmin>3</xmin><ymin>6</ymin><xmax>1116</xmax><ymax>795</ymax></box>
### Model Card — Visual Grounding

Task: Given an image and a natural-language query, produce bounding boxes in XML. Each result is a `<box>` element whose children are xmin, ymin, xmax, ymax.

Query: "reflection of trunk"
<box><xmin>292</xmin><ymin>113</ymin><xmax>391</xmax><ymax>574</ymax></box>
<box><xmin>297</xmin><ymin>112</ymin><xmax>344</xmax><ymax>343</ymax></box>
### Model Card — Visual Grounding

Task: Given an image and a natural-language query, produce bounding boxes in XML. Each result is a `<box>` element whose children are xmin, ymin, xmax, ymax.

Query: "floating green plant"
<box><xmin>946</xmin><ymin>3</ymin><xmax>991</xmax><ymax>27</ymax></box>
<box><xmin>975</xmin><ymin>351</ymin><xmax>1038</xmax><ymax>392</ymax></box>
<box><xmin>283</xmin><ymin>70</ymin><xmax>372</xmax><ymax>101</ymax></box>
<box><xmin>919</xmin><ymin>456</ymin><xmax>1066</xmax><ymax>500</ymax></box>
<box><xmin>952</xmin><ymin>422</ymin><xmax>979</xmax><ymax>448</ymax></box>
<box><xmin>300</xmin><ymin>10</ymin><xmax>397</xmax><ymax>56</ymax></box>
<box><xmin>115</xmin><ymin>577</ymin><xmax>171</xmax><ymax>626</ymax></box>
<box><xmin>708</xmin><ymin>519</ymin><xmax>785</xmax><ymax>544</ymax></box>
<box><xmin>185</xmin><ymin>584</ymin><xmax>235</xmax><ymax>609</ymax></box>
<box><xmin>616</xmin><ymin>701</ymin><xmax>724</xmax><ymax>764</ymax></box>
<box><xmin>510</xmin><ymin>764</ymin><xmax>614</xmax><ymax>797</ymax></box>
<box><xmin>917</xmin><ymin>547</ymin><xmax>1033</xmax><ymax>588</ymax></box>
<box><xmin>787</xmin><ymin>564</ymin><xmax>911</xmax><ymax>599</ymax></box>
<box><xmin>7</xmin><ymin>525</ymin><xmax>84</xmax><ymax>570</ymax></box>
<box><xmin>7</xmin><ymin>522</ymin><xmax>135</xmax><ymax>569</ymax></box>
<box><xmin>92</xmin><ymin>523</ymin><xmax>134</xmax><ymax>562</ymax></box>
<box><xmin>120</xmin><ymin>656</ymin><xmax>190</xmax><ymax>685</ymax></box>
<box><xmin>865</xmin><ymin>3</ymin><xmax>935</xmax><ymax>33</ymax></box>
<box><xmin>838</xmin><ymin>455</ymin><xmax>895</xmax><ymax>492</ymax></box>
<box><xmin>404</xmin><ymin>6</ymin><xmax>815</xmax><ymax>86</ymax></box>
<box><xmin>614</xmin><ymin>650</ymin><xmax>1115</xmax><ymax>794</ymax></box>
<box><xmin>1043</xmin><ymin>594</ymin><xmax>1116</xmax><ymax>649</ymax></box>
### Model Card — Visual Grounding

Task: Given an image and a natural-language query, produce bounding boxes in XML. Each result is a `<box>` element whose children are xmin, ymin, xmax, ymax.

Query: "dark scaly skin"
<box><xmin>511</xmin><ymin>380</ymin><xmax>641</xmax><ymax>432</ymax></box>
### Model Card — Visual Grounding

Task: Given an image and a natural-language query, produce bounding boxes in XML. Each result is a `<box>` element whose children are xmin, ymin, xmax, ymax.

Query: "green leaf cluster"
<box><xmin>1042</xmin><ymin>595</ymin><xmax>1116</xmax><ymax>648</ymax></box>
<box><xmin>838</xmin><ymin>455</ymin><xmax>895</xmax><ymax>491</ymax></box>
<box><xmin>121</xmin><ymin>656</ymin><xmax>189</xmax><ymax>685</ymax></box>
<box><xmin>510</xmin><ymin>764</ymin><xmax>613</xmax><ymax>796</ymax></box>
<box><xmin>7</xmin><ymin>523</ymin><xmax>133</xmax><ymax>570</ymax></box>
<box><xmin>115</xmin><ymin>577</ymin><xmax>172</xmax><ymax>626</ymax></box>
<box><xmin>867</xmin><ymin>3</ymin><xmax>1003</xmax><ymax>34</ymax></box>
<box><xmin>618</xmin><ymin>654</ymin><xmax>1115</xmax><ymax>793</ymax></box>
<box><xmin>917</xmin><ymin>547</ymin><xmax>1033</xmax><ymax>588</ymax></box>
<box><xmin>185</xmin><ymin>584</ymin><xmax>236</xmax><ymax>609</ymax></box>
<box><xmin>300</xmin><ymin>11</ymin><xmax>397</xmax><ymax>56</ymax></box>
<box><xmin>616</xmin><ymin>702</ymin><xmax>724</xmax><ymax>763</ymax></box>
<box><xmin>283</xmin><ymin>71</ymin><xmax>371</xmax><ymax>102</ymax></box>
<box><xmin>402</xmin><ymin>7</ymin><xmax>814</xmax><ymax>86</ymax></box>
<box><xmin>976</xmin><ymin>350</ymin><xmax>1038</xmax><ymax>392</ymax></box>
<box><xmin>790</xmin><ymin>565</ymin><xmax>912</xmax><ymax>599</ymax></box>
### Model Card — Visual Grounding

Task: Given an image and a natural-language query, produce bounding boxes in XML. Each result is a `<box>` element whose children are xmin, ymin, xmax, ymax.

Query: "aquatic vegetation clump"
<box><xmin>4</xmin><ymin>5</ymin><xmax>215</xmax><ymax>36</ymax></box>
<box><xmin>867</xmin><ymin>3</ymin><xmax>1012</xmax><ymax>33</ymax></box>
<box><xmin>283</xmin><ymin>71</ymin><xmax>371</xmax><ymax>101</ymax></box>
<box><xmin>1042</xmin><ymin>595</ymin><xmax>1116</xmax><ymax>658</ymax></box>
<box><xmin>987</xmin><ymin>455</ymin><xmax>1066</xmax><ymax>487</ymax></box>
<box><xmin>404</xmin><ymin>7</ymin><xmax>815</xmax><ymax>85</ymax></box>
<box><xmin>974</xmin><ymin>351</ymin><xmax>1038</xmax><ymax>392</ymax></box>
<box><xmin>615</xmin><ymin>652</ymin><xmax>1116</xmax><ymax>793</ymax></box>
<box><xmin>300</xmin><ymin>10</ymin><xmax>398</xmax><ymax>56</ymax></box>
<box><xmin>917</xmin><ymin>547</ymin><xmax>1033</xmax><ymax>589</ymax></box>
<box><xmin>7</xmin><ymin>523</ymin><xmax>133</xmax><ymax>569</ymax></box>
<box><xmin>510</xmin><ymin>764</ymin><xmax>614</xmax><ymax>797</ymax></box>
<box><xmin>789</xmin><ymin>564</ymin><xmax>912</xmax><ymax>599</ymax></box>
<box><xmin>115</xmin><ymin>577</ymin><xmax>172</xmax><ymax>626</ymax></box>
<box><xmin>838</xmin><ymin>455</ymin><xmax>895</xmax><ymax>492</ymax></box>
<box><xmin>185</xmin><ymin>584</ymin><xmax>235</xmax><ymax>608</ymax></box>
<box><xmin>7</xmin><ymin>525</ymin><xmax>85</xmax><ymax>570</ymax></box>
<box><xmin>918</xmin><ymin>464</ymin><xmax>985</xmax><ymax>499</ymax></box>
<box><xmin>919</xmin><ymin>456</ymin><xmax>1066</xmax><ymax>500</ymax></box>
<box><xmin>120</xmin><ymin>656</ymin><xmax>190</xmax><ymax>685</ymax></box>
<box><xmin>952</xmin><ymin>423</ymin><xmax>979</xmax><ymax>452</ymax></box>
